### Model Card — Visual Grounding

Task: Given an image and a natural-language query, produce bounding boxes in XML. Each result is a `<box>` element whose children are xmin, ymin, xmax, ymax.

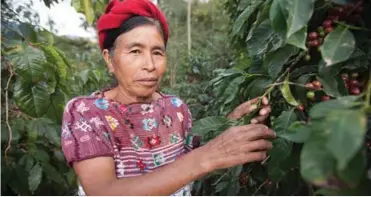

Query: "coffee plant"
<box><xmin>192</xmin><ymin>0</ymin><xmax>371</xmax><ymax>195</ymax></box>
<box><xmin>1</xmin><ymin>19</ymin><xmax>110</xmax><ymax>195</ymax></box>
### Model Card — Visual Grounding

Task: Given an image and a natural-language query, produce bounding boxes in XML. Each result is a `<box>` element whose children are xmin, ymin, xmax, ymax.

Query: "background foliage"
<box><xmin>2</xmin><ymin>0</ymin><xmax>371</xmax><ymax>196</ymax></box>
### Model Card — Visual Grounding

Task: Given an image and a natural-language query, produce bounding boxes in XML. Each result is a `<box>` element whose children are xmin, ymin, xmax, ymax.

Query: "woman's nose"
<box><xmin>143</xmin><ymin>52</ymin><xmax>156</xmax><ymax>72</ymax></box>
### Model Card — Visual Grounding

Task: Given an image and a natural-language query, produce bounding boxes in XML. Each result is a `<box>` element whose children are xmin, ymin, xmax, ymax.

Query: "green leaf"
<box><xmin>245</xmin><ymin>77</ymin><xmax>273</xmax><ymax>99</ymax></box>
<box><xmin>42</xmin><ymin>163</ymin><xmax>64</xmax><ymax>184</ymax></box>
<box><xmin>320</xmin><ymin>26</ymin><xmax>355</xmax><ymax>66</ymax></box>
<box><xmin>39</xmin><ymin>44</ymin><xmax>68</xmax><ymax>79</ymax></box>
<box><xmin>215</xmin><ymin>181</ymin><xmax>228</xmax><ymax>193</ymax></box>
<box><xmin>269</xmin><ymin>0</ymin><xmax>287</xmax><ymax>37</ymax></box>
<box><xmin>246</xmin><ymin>20</ymin><xmax>276</xmax><ymax>56</ymax></box>
<box><xmin>232</xmin><ymin>0</ymin><xmax>264</xmax><ymax>36</ymax></box>
<box><xmin>325</xmin><ymin>110</ymin><xmax>366</xmax><ymax>170</ymax></box>
<box><xmin>83</xmin><ymin>0</ymin><xmax>95</xmax><ymax>25</ymax></box>
<box><xmin>281</xmin><ymin>0</ymin><xmax>314</xmax><ymax>38</ymax></box>
<box><xmin>8</xmin><ymin>42</ymin><xmax>46</xmax><ymax>82</ymax></box>
<box><xmin>287</xmin><ymin>26</ymin><xmax>307</xmax><ymax>50</ymax></box>
<box><xmin>28</xmin><ymin>163</ymin><xmax>42</xmax><ymax>193</ymax></box>
<box><xmin>280</xmin><ymin>76</ymin><xmax>299</xmax><ymax>106</ymax></box>
<box><xmin>278</xmin><ymin>121</ymin><xmax>311</xmax><ymax>143</ymax></box>
<box><xmin>18</xmin><ymin>23</ymin><xmax>38</xmax><ymax>43</ymax></box>
<box><xmin>300</xmin><ymin>133</ymin><xmax>336</xmax><ymax>185</ymax></box>
<box><xmin>14</xmin><ymin>79</ymin><xmax>52</xmax><ymax>117</ymax></box>
<box><xmin>309</xmin><ymin>96</ymin><xmax>361</xmax><ymax>119</ymax></box>
<box><xmin>222</xmin><ymin>76</ymin><xmax>245</xmax><ymax>105</ymax></box>
<box><xmin>273</xmin><ymin>109</ymin><xmax>297</xmax><ymax>135</ymax></box>
<box><xmin>72</xmin><ymin>0</ymin><xmax>83</xmax><ymax>12</ymax></box>
<box><xmin>265</xmin><ymin>45</ymin><xmax>298</xmax><ymax>79</ymax></box>
<box><xmin>337</xmin><ymin>150</ymin><xmax>366</xmax><ymax>188</ymax></box>
<box><xmin>192</xmin><ymin>116</ymin><xmax>231</xmax><ymax>137</ymax></box>
<box><xmin>269</xmin><ymin>138</ymin><xmax>292</xmax><ymax>165</ymax></box>
<box><xmin>316</xmin><ymin>76</ymin><xmax>344</xmax><ymax>97</ymax></box>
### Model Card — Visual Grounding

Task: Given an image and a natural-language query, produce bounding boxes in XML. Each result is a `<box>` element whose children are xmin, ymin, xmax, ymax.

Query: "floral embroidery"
<box><xmin>152</xmin><ymin>153</ymin><xmax>166</xmax><ymax>167</ymax></box>
<box><xmin>141</xmin><ymin>104</ymin><xmax>154</xmax><ymax>115</ymax></box>
<box><xmin>162</xmin><ymin>115</ymin><xmax>173</xmax><ymax>128</ymax></box>
<box><xmin>170</xmin><ymin>133</ymin><xmax>182</xmax><ymax>144</ymax></box>
<box><xmin>177</xmin><ymin>112</ymin><xmax>184</xmax><ymax>122</ymax></box>
<box><xmin>76</xmin><ymin>101</ymin><xmax>89</xmax><ymax>114</ymax></box>
<box><xmin>185</xmin><ymin>133</ymin><xmax>194</xmax><ymax>148</ymax></box>
<box><xmin>118</xmin><ymin>104</ymin><xmax>128</xmax><ymax>113</ymax></box>
<box><xmin>74</xmin><ymin>119</ymin><xmax>92</xmax><ymax>132</ymax></box>
<box><xmin>64</xmin><ymin>140</ymin><xmax>73</xmax><ymax>146</ymax></box>
<box><xmin>89</xmin><ymin>117</ymin><xmax>104</xmax><ymax>128</ymax></box>
<box><xmin>94</xmin><ymin>98</ymin><xmax>109</xmax><ymax>110</ymax></box>
<box><xmin>148</xmin><ymin>134</ymin><xmax>161</xmax><ymax>148</ymax></box>
<box><xmin>142</xmin><ymin>118</ymin><xmax>158</xmax><ymax>131</ymax></box>
<box><xmin>61</xmin><ymin>122</ymin><xmax>72</xmax><ymax>139</ymax></box>
<box><xmin>105</xmin><ymin>116</ymin><xmax>119</xmax><ymax>131</ymax></box>
<box><xmin>136</xmin><ymin>159</ymin><xmax>146</xmax><ymax>171</ymax></box>
<box><xmin>171</xmin><ymin>97</ymin><xmax>183</xmax><ymax>107</ymax></box>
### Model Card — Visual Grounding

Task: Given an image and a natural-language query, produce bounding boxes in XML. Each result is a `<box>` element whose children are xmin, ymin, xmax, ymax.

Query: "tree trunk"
<box><xmin>187</xmin><ymin>0</ymin><xmax>192</xmax><ymax>58</ymax></box>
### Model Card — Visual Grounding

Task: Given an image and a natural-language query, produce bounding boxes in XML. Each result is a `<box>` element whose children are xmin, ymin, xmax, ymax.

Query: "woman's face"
<box><xmin>104</xmin><ymin>25</ymin><xmax>166</xmax><ymax>98</ymax></box>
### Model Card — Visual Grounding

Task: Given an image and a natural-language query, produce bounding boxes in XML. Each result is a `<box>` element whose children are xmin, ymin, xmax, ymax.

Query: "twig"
<box><xmin>252</xmin><ymin>179</ymin><xmax>268</xmax><ymax>196</ymax></box>
<box><xmin>266</xmin><ymin>82</ymin><xmax>307</xmax><ymax>89</ymax></box>
<box><xmin>4</xmin><ymin>63</ymin><xmax>15</xmax><ymax>166</ymax></box>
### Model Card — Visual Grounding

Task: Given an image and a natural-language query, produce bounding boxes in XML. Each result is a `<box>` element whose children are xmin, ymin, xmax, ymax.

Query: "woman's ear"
<box><xmin>102</xmin><ymin>49</ymin><xmax>115</xmax><ymax>73</ymax></box>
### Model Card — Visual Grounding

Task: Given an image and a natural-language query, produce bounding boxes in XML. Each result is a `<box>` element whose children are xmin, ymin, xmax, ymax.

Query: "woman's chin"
<box><xmin>134</xmin><ymin>87</ymin><xmax>158</xmax><ymax>98</ymax></box>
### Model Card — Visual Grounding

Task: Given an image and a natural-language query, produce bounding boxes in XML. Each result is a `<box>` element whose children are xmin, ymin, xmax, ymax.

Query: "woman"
<box><xmin>61</xmin><ymin>0</ymin><xmax>275</xmax><ymax>195</ymax></box>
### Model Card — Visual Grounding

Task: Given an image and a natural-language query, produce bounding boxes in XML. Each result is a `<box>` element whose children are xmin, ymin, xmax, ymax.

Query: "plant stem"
<box><xmin>252</xmin><ymin>179</ymin><xmax>268</xmax><ymax>196</ymax></box>
<box><xmin>4</xmin><ymin>63</ymin><xmax>15</xmax><ymax>166</ymax></box>
<box><xmin>334</xmin><ymin>21</ymin><xmax>371</xmax><ymax>32</ymax></box>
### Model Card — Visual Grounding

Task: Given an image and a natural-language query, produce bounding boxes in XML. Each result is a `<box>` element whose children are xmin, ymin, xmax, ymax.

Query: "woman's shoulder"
<box><xmin>63</xmin><ymin>94</ymin><xmax>101</xmax><ymax>114</ymax></box>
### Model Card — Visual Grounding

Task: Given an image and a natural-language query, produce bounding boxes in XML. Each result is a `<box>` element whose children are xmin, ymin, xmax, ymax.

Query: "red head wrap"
<box><xmin>96</xmin><ymin>0</ymin><xmax>169</xmax><ymax>50</ymax></box>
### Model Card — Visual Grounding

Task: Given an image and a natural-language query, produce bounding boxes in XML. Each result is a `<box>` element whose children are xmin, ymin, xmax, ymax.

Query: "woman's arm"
<box><xmin>74</xmin><ymin>124</ymin><xmax>275</xmax><ymax>196</ymax></box>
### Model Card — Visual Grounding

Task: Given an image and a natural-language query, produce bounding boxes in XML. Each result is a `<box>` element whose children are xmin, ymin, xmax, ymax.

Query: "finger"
<box><xmin>251</xmin><ymin>115</ymin><xmax>268</xmax><ymax>124</ymax></box>
<box><xmin>243</xmin><ymin>151</ymin><xmax>268</xmax><ymax>163</ymax></box>
<box><xmin>232</xmin><ymin>124</ymin><xmax>268</xmax><ymax>133</ymax></box>
<box><xmin>262</xmin><ymin>96</ymin><xmax>269</xmax><ymax>105</ymax></box>
<box><xmin>241</xmin><ymin>139</ymin><xmax>273</xmax><ymax>152</ymax></box>
<box><xmin>228</xmin><ymin>98</ymin><xmax>260</xmax><ymax>119</ymax></box>
<box><xmin>259</xmin><ymin>105</ymin><xmax>271</xmax><ymax>116</ymax></box>
<box><xmin>244</xmin><ymin>127</ymin><xmax>276</xmax><ymax>141</ymax></box>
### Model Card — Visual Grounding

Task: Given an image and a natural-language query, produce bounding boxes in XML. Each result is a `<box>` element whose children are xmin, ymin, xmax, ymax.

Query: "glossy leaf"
<box><xmin>278</xmin><ymin>121</ymin><xmax>311</xmax><ymax>143</ymax></box>
<box><xmin>272</xmin><ymin>109</ymin><xmax>297</xmax><ymax>135</ymax></box>
<box><xmin>8</xmin><ymin>42</ymin><xmax>46</xmax><ymax>82</ymax></box>
<box><xmin>232</xmin><ymin>0</ymin><xmax>264</xmax><ymax>36</ymax></box>
<box><xmin>246</xmin><ymin>20</ymin><xmax>276</xmax><ymax>56</ymax></box>
<box><xmin>325</xmin><ymin>110</ymin><xmax>366</xmax><ymax>170</ymax></box>
<box><xmin>269</xmin><ymin>0</ymin><xmax>287</xmax><ymax>37</ymax></box>
<box><xmin>13</xmin><ymin>79</ymin><xmax>52</xmax><ymax>117</ymax></box>
<box><xmin>39</xmin><ymin>45</ymin><xmax>67</xmax><ymax>79</ymax></box>
<box><xmin>265</xmin><ymin>45</ymin><xmax>298</xmax><ymax>79</ymax></box>
<box><xmin>287</xmin><ymin>26</ymin><xmax>307</xmax><ymax>50</ymax></box>
<box><xmin>337</xmin><ymin>150</ymin><xmax>366</xmax><ymax>188</ymax></box>
<box><xmin>245</xmin><ymin>77</ymin><xmax>273</xmax><ymax>99</ymax></box>
<box><xmin>223</xmin><ymin>76</ymin><xmax>245</xmax><ymax>105</ymax></box>
<box><xmin>281</xmin><ymin>0</ymin><xmax>314</xmax><ymax>38</ymax></box>
<box><xmin>83</xmin><ymin>0</ymin><xmax>95</xmax><ymax>25</ymax></box>
<box><xmin>28</xmin><ymin>163</ymin><xmax>42</xmax><ymax>193</ymax></box>
<box><xmin>192</xmin><ymin>116</ymin><xmax>231</xmax><ymax>137</ymax></box>
<box><xmin>320</xmin><ymin>26</ymin><xmax>356</xmax><ymax>66</ymax></box>
<box><xmin>309</xmin><ymin>96</ymin><xmax>361</xmax><ymax>119</ymax></box>
<box><xmin>300</xmin><ymin>133</ymin><xmax>336</xmax><ymax>185</ymax></box>
<box><xmin>268</xmin><ymin>138</ymin><xmax>292</xmax><ymax>165</ymax></box>
<box><xmin>280</xmin><ymin>76</ymin><xmax>299</xmax><ymax>106</ymax></box>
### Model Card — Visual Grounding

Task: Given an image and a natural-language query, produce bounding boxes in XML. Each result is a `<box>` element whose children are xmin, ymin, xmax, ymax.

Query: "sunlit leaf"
<box><xmin>320</xmin><ymin>26</ymin><xmax>355</xmax><ymax>66</ymax></box>
<box><xmin>280</xmin><ymin>75</ymin><xmax>299</xmax><ymax>106</ymax></box>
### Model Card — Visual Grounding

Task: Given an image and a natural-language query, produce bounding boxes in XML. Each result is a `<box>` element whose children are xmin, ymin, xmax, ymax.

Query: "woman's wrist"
<box><xmin>187</xmin><ymin>146</ymin><xmax>214</xmax><ymax>176</ymax></box>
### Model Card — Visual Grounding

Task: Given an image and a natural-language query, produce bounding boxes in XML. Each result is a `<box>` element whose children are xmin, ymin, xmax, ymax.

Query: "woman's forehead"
<box><xmin>115</xmin><ymin>25</ymin><xmax>166</xmax><ymax>49</ymax></box>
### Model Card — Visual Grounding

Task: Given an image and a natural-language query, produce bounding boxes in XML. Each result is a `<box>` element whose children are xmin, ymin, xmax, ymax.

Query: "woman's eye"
<box><xmin>154</xmin><ymin>51</ymin><xmax>163</xmax><ymax>56</ymax></box>
<box><xmin>131</xmin><ymin>49</ymin><xmax>140</xmax><ymax>54</ymax></box>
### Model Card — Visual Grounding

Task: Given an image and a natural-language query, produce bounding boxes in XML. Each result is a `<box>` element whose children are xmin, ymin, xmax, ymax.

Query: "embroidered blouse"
<box><xmin>61</xmin><ymin>91</ymin><xmax>199</xmax><ymax>196</ymax></box>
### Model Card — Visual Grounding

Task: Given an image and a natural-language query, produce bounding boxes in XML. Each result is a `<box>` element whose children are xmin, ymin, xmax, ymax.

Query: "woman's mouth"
<box><xmin>136</xmin><ymin>78</ymin><xmax>158</xmax><ymax>86</ymax></box>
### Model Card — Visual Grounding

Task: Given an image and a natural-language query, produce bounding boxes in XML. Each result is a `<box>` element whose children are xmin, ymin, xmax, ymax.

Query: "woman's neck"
<box><xmin>105</xmin><ymin>86</ymin><xmax>159</xmax><ymax>104</ymax></box>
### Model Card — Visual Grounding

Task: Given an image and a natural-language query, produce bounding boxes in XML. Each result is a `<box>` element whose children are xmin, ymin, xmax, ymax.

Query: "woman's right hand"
<box><xmin>197</xmin><ymin>124</ymin><xmax>275</xmax><ymax>172</ymax></box>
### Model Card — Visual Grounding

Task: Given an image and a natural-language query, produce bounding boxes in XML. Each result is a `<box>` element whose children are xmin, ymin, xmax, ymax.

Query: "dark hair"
<box><xmin>103</xmin><ymin>16</ymin><xmax>166</xmax><ymax>52</ymax></box>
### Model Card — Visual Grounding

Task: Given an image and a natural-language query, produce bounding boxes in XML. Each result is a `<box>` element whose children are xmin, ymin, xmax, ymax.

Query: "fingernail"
<box><xmin>251</xmin><ymin>118</ymin><xmax>258</xmax><ymax>124</ymax></box>
<box><xmin>249</xmin><ymin>104</ymin><xmax>257</xmax><ymax>111</ymax></box>
<box><xmin>260</xmin><ymin>109</ymin><xmax>267</xmax><ymax>115</ymax></box>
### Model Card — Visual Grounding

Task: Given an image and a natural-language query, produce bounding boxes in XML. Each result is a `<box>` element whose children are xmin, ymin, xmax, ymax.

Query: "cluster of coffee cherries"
<box><xmin>296</xmin><ymin>80</ymin><xmax>331</xmax><ymax>111</ymax></box>
<box><xmin>239</xmin><ymin>172</ymin><xmax>249</xmax><ymax>186</ymax></box>
<box><xmin>305</xmin><ymin>0</ymin><xmax>364</xmax><ymax>60</ymax></box>
<box><xmin>340</xmin><ymin>72</ymin><xmax>365</xmax><ymax>95</ymax></box>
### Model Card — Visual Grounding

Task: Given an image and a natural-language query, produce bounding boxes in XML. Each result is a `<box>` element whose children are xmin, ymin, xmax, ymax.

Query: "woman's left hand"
<box><xmin>227</xmin><ymin>96</ymin><xmax>271</xmax><ymax>124</ymax></box>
